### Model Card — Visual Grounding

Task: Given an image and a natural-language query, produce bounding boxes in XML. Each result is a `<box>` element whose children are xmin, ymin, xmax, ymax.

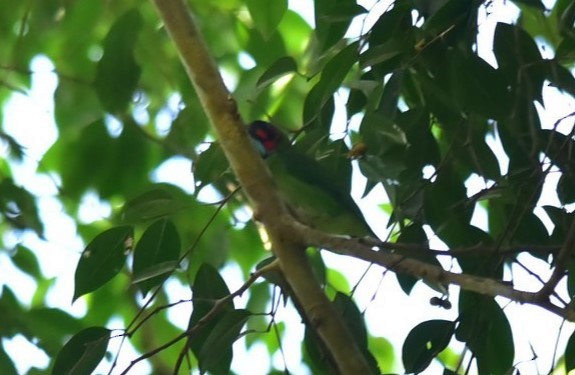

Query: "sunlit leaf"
<box><xmin>256</xmin><ymin>56</ymin><xmax>297</xmax><ymax>90</ymax></box>
<box><xmin>246</xmin><ymin>0</ymin><xmax>288</xmax><ymax>40</ymax></box>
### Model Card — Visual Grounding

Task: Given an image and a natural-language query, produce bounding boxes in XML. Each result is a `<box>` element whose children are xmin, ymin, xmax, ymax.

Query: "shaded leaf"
<box><xmin>52</xmin><ymin>327</ymin><xmax>110</xmax><ymax>375</ymax></box>
<box><xmin>0</xmin><ymin>345</ymin><xmax>17</xmax><ymax>375</ymax></box>
<box><xmin>193</xmin><ymin>142</ymin><xmax>230</xmax><ymax>191</ymax></box>
<box><xmin>566</xmin><ymin>329</ymin><xmax>575</xmax><ymax>372</ymax></box>
<box><xmin>402</xmin><ymin>319</ymin><xmax>455</xmax><ymax>373</ymax></box>
<box><xmin>456</xmin><ymin>292</ymin><xmax>514</xmax><ymax>375</ymax></box>
<box><xmin>132</xmin><ymin>218</ymin><xmax>181</xmax><ymax>295</ymax></box>
<box><xmin>198</xmin><ymin>309</ymin><xmax>251</xmax><ymax>375</ymax></box>
<box><xmin>93</xmin><ymin>9</ymin><xmax>142</xmax><ymax>113</ymax></box>
<box><xmin>189</xmin><ymin>264</ymin><xmax>234</xmax><ymax>361</ymax></box>
<box><xmin>73</xmin><ymin>226</ymin><xmax>133</xmax><ymax>302</ymax></box>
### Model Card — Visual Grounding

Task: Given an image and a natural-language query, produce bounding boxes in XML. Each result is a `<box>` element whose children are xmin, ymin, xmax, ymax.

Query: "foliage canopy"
<box><xmin>1</xmin><ymin>0</ymin><xmax>575</xmax><ymax>374</ymax></box>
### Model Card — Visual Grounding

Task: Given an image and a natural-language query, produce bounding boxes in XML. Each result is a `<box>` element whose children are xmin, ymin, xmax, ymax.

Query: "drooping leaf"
<box><xmin>193</xmin><ymin>142</ymin><xmax>230</xmax><ymax>191</ymax></box>
<box><xmin>73</xmin><ymin>226</ymin><xmax>133</xmax><ymax>302</ymax></box>
<box><xmin>256</xmin><ymin>56</ymin><xmax>298</xmax><ymax>90</ymax></box>
<box><xmin>565</xmin><ymin>329</ymin><xmax>575</xmax><ymax>372</ymax></box>
<box><xmin>93</xmin><ymin>9</ymin><xmax>142</xmax><ymax>113</ymax></box>
<box><xmin>246</xmin><ymin>0</ymin><xmax>288</xmax><ymax>40</ymax></box>
<box><xmin>198</xmin><ymin>309</ymin><xmax>251</xmax><ymax>375</ymax></box>
<box><xmin>51</xmin><ymin>327</ymin><xmax>110</xmax><ymax>375</ymax></box>
<box><xmin>132</xmin><ymin>218</ymin><xmax>181</xmax><ymax>295</ymax></box>
<box><xmin>0</xmin><ymin>344</ymin><xmax>17</xmax><ymax>375</ymax></box>
<box><xmin>188</xmin><ymin>264</ymin><xmax>234</xmax><ymax>362</ymax></box>
<box><xmin>402</xmin><ymin>319</ymin><xmax>455</xmax><ymax>373</ymax></box>
<box><xmin>456</xmin><ymin>292</ymin><xmax>514</xmax><ymax>375</ymax></box>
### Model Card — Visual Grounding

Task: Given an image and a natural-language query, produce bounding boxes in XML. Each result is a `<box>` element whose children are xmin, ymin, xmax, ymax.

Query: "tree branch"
<box><xmin>149</xmin><ymin>0</ymin><xmax>374</xmax><ymax>373</ymax></box>
<box><xmin>535</xmin><ymin>217</ymin><xmax>575</xmax><ymax>300</ymax></box>
<box><xmin>292</xmin><ymin>221</ymin><xmax>575</xmax><ymax>322</ymax></box>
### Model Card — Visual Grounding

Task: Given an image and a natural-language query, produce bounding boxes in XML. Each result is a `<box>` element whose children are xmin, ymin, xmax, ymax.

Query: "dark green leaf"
<box><xmin>318</xmin><ymin>4</ymin><xmax>367</xmax><ymax>22</ymax></box>
<box><xmin>193</xmin><ymin>142</ymin><xmax>230</xmax><ymax>191</ymax></box>
<box><xmin>303</xmin><ymin>42</ymin><xmax>359</xmax><ymax>125</ymax></box>
<box><xmin>395</xmin><ymin>223</ymin><xmax>445</xmax><ymax>295</ymax></box>
<box><xmin>333</xmin><ymin>293</ymin><xmax>367</xmax><ymax>349</ymax></box>
<box><xmin>0</xmin><ymin>345</ymin><xmax>17</xmax><ymax>375</ymax></box>
<box><xmin>0</xmin><ymin>178</ymin><xmax>43</xmax><ymax>236</ymax></box>
<box><xmin>512</xmin><ymin>0</ymin><xmax>546</xmax><ymax>10</ymax></box>
<box><xmin>493</xmin><ymin>22</ymin><xmax>546</xmax><ymax>102</ymax></box>
<box><xmin>51</xmin><ymin>327</ymin><xmax>110</xmax><ymax>375</ymax></box>
<box><xmin>25</xmin><ymin>308</ymin><xmax>83</xmax><ymax>356</ymax></box>
<box><xmin>198</xmin><ymin>309</ymin><xmax>251</xmax><ymax>375</ymax></box>
<box><xmin>566</xmin><ymin>329</ymin><xmax>575</xmax><ymax>371</ymax></box>
<box><xmin>456</xmin><ymin>292</ymin><xmax>514</xmax><ymax>375</ymax></box>
<box><xmin>122</xmin><ymin>188</ymin><xmax>178</xmax><ymax>223</ymax></box>
<box><xmin>247</xmin><ymin>0</ymin><xmax>288</xmax><ymax>40</ymax></box>
<box><xmin>256</xmin><ymin>56</ymin><xmax>298</xmax><ymax>89</ymax></box>
<box><xmin>402</xmin><ymin>320</ymin><xmax>455</xmax><ymax>373</ymax></box>
<box><xmin>10</xmin><ymin>245</ymin><xmax>41</xmax><ymax>278</ymax></box>
<box><xmin>73</xmin><ymin>226</ymin><xmax>133</xmax><ymax>302</ymax></box>
<box><xmin>189</xmin><ymin>264</ymin><xmax>234</xmax><ymax>360</ymax></box>
<box><xmin>93</xmin><ymin>9</ymin><xmax>142</xmax><ymax>113</ymax></box>
<box><xmin>314</xmin><ymin>0</ymin><xmax>357</xmax><ymax>52</ymax></box>
<box><xmin>132</xmin><ymin>218</ymin><xmax>181</xmax><ymax>295</ymax></box>
<box><xmin>0</xmin><ymin>287</ymin><xmax>24</xmax><ymax>338</ymax></box>
<box><xmin>307</xmin><ymin>249</ymin><xmax>326</xmax><ymax>286</ymax></box>
<box><xmin>546</xmin><ymin>60</ymin><xmax>575</xmax><ymax>97</ymax></box>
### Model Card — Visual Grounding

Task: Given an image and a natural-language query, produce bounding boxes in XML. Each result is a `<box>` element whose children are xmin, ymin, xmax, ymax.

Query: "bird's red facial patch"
<box><xmin>250</xmin><ymin>121</ymin><xmax>281</xmax><ymax>153</ymax></box>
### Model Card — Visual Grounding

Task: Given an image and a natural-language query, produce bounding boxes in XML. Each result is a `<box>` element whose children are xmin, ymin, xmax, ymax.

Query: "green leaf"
<box><xmin>73</xmin><ymin>226</ymin><xmax>133</xmax><ymax>302</ymax></box>
<box><xmin>0</xmin><ymin>344</ymin><xmax>17</xmax><ymax>375</ymax></box>
<box><xmin>246</xmin><ymin>0</ymin><xmax>288</xmax><ymax>40</ymax></box>
<box><xmin>493</xmin><ymin>22</ymin><xmax>546</xmax><ymax>103</ymax></box>
<box><xmin>10</xmin><ymin>245</ymin><xmax>42</xmax><ymax>278</ymax></box>
<box><xmin>189</xmin><ymin>264</ymin><xmax>234</xmax><ymax>361</ymax></box>
<box><xmin>566</xmin><ymin>329</ymin><xmax>575</xmax><ymax>372</ymax></box>
<box><xmin>456</xmin><ymin>292</ymin><xmax>514</xmax><ymax>375</ymax></box>
<box><xmin>567</xmin><ymin>258</ymin><xmax>575</xmax><ymax>297</ymax></box>
<box><xmin>333</xmin><ymin>293</ymin><xmax>367</xmax><ymax>349</ymax></box>
<box><xmin>132</xmin><ymin>218</ymin><xmax>181</xmax><ymax>295</ymax></box>
<box><xmin>318</xmin><ymin>4</ymin><xmax>368</xmax><ymax>22</ymax></box>
<box><xmin>395</xmin><ymin>223</ymin><xmax>445</xmax><ymax>295</ymax></box>
<box><xmin>122</xmin><ymin>188</ymin><xmax>179</xmax><ymax>223</ymax></box>
<box><xmin>198</xmin><ymin>309</ymin><xmax>251</xmax><ymax>375</ymax></box>
<box><xmin>256</xmin><ymin>56</ymin><xmax>297</xmax><ymax>90</ymax></box>
<box><xmin>512</xmin><ymin>0</ymin><xmax>546</xmax><ymax>9</ymax></box>
<box><xmin>51</xmin><ymin>327</ymin><xmax>110</xmax><ymax>375</ymax></box>
<box><xmin>368</xmin><ymin>336</ymin><xmax>395</xmax><ymax>374</ymax></box>
<box><xmin>0</xmin><ymin>178</ymin><xmax>43</xmax><ymax>236</ymax></box>
<box><xmin>303</xmin><ymin>42</ymin><xmax>359</xmax><ymax>125</ymax></box>
<box><xmin>314</xmin><ymin>0</ymin><xmax>357</xmax><ymax>52</ymax></box>
<box><xmin>402</xmin><ymin>320</ymin><xmax>455</xmax><ymax>373</ymax></box>
<box><xmin>193</xmin><ymin>142</ymin><xmax>230</xmax><ymax>191</ymax></box>
<box><xmin>93</xmin><ymin>9</ymin><xmax>143</xmax><ymax>113</ymax></box>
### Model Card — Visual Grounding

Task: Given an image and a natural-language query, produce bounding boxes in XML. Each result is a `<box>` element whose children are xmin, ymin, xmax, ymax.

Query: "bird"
<box><xmin>248</xmin><ymin>120</ymin><xmax>376</xmax><ymax>239</ymax></box>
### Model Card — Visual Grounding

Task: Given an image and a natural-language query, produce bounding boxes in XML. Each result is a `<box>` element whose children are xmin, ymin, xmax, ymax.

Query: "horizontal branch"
<box><xmin>361</xmin><ymin>237</ymin><xmax>561</xmax><ymax>258</ymax></box>
<box><xmin>291</xmin><ymin>221</ymin><xmax>575</xmax><ymax>322</ymax></box>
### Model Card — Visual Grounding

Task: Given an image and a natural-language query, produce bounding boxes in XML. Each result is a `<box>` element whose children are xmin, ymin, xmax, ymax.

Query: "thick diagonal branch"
<box><xmin>149</xmin><ymin>0</ymin><xmax>374</xmax><ymax>373</ymax></box>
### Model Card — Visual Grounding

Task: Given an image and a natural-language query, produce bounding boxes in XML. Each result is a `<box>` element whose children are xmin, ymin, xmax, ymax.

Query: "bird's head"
<box><xmin>248</xmin><ymin>120</ymin><xmax>288</xmax><ymax>158</ymax></box>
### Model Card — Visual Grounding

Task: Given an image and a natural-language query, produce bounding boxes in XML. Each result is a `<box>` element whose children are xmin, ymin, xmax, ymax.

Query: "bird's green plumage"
<box><xmin>249</xmin><ymin>121</ymin><xmax>375</xmax><ymax>238</ymax></box>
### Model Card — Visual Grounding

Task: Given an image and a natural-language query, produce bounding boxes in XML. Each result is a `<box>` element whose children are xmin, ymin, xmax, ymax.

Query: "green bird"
<box><xmin>248</xmin><ymin>120</ymin><xmax>376</xmax><ymax>238</ymax></box>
